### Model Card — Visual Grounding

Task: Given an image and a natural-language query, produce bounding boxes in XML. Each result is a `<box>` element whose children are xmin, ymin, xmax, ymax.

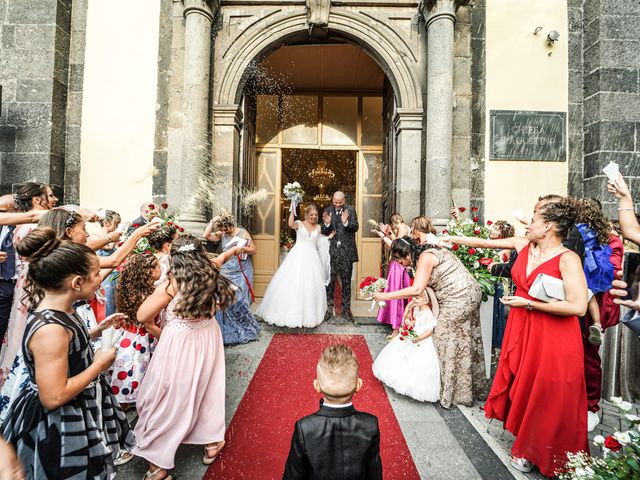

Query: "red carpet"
<box><xmin>204</xmin><ymin>333</ymin><xmax>420</xmax><ymax>479</ymax></box>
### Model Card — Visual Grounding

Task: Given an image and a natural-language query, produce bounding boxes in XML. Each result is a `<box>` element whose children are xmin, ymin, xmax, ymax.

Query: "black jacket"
<box><xmin>321</xmin><ymin>205</ymin><xmax>359</xmax><ymax>264</ymax></box>
<box><xmin>282</xmin><ymin>403</ymin><xmax>382</xmax><ymax>480</ymax></box>
<box><xmin>491</xmin><ymin>226</ymin><xmax>585</xmax><ymax>279</ymax></box>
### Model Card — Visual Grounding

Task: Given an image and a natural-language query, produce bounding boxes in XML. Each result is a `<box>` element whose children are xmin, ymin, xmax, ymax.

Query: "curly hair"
<box><xmin>577</xmin><ymin>198</ymin><xmax>611</xmax><ymax>245</ymax></box>
<box><xmin>216</xmin><ymin>209</ymin><xmax>236</xmax><ymax>228</ymax></box>
<box><xmin>170</xmin><ymin>234</ymin><xmax>236</xmax><ymax>318</ymax></box>
<box><xmin>147</xmin><ymin>224</ymin><xmax>177</xmax><ymax>251</ymax></box>
<box><xmin>539</xmin><ymin>198</ymin><xmax>578</xmax><ymax>240</ymax></box>
<box><xmin>38</xmin><ymin>208</ymin><xmax>83</xmax><ymax>240</ymax></box>
<box><xmin>493</xmin><ymin>220</ymin><xmax>515</xmax><ymax>239</ymax></box>
<box><xmin>16</xmin><ymin>227</ymin><xmax>96</xmax><ymax>308</ymax></box>
<box><xmin>116</xmin><ymin>254</ymin><xmax>158</xmax><ymax>327</ymax></box>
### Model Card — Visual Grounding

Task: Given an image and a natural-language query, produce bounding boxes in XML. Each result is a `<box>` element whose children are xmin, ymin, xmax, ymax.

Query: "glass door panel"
<box><xmin>252</xmin><ymin>149</ymin><xmax>280</xmax><ymax>297</ymax></box>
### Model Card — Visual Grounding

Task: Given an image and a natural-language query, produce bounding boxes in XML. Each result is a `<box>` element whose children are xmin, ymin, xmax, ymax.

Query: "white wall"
<box><xmin>484</xmin><ymin>0</ymin><xmax>568</xmax><ymax>232</ymax></box>
<box><xmin>80</xmin><ymin>0</ymin><xmax>160</xmax><ymax>222</ymax></box>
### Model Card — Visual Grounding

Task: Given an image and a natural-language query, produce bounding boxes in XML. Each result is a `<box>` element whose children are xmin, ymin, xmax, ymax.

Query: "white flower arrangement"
<box><xmin>178</xmin><ymin>244</ymin><xmax>196</xmax><ymax>253</ymax></box>
<box><xmin>283</xmin><ymin>181</ymin><xmax>305</xmax><ymax>217</ymax></box>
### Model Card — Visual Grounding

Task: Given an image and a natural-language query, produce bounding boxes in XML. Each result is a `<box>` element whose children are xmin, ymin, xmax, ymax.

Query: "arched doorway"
<box><xmin>241</xmin><ymin>43</ymin><xmax>390</xmax><ymax>299</ymax></box>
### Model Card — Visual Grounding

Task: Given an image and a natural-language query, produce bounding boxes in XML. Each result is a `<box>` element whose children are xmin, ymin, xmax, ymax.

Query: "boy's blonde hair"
<box><xmin>316</xmin><ymin>344</ymin><xmax>359</xmax><ymax>399</ymax></box>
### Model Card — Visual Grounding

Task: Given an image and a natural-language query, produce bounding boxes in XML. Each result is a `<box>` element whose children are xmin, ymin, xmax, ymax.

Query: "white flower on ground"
<box><xmin>625</xmin><ymin>414</ymin><xmax>640</xmax><ymax>422</ymax></box>
<box><xmin>593</xmin><ymin>435</ymin><xmax>605</xmax><ymax>445</ymax></box>
<box><xmin>619</xmin><ymin>401</ymin><xmax>633</xmax><ymax>412</ymax></box>
<box><xmin>614</xmin><ymin>431</ymin><xmax>632</xmax><ymax>445</ymax></box>
<box><xmin>611</xmin><ymin>396</ymin><xmax>623</xmax><ymax>405</ymax></box>
<box><xmin>574</xmin><ymin>468</ymin><xmax>587</xmax><ymax>477</ymax></box>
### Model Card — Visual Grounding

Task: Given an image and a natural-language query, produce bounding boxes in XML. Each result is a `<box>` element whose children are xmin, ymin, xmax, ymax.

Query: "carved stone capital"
<box><xmin>393</xmin><ymin>108</ymin><xmax>424</xmax><ymax>131</ymax></box>
<box><xmin>419</xmin><ymin>0</ymin><xmax>469</xmax><ymax>28</ymax></box>
<box><xmin>183</xmin><ymin>0</ymin><xmax>220</xmax><ymax>22</ymax></box>
<box><xmin>213</xmin><ymin>105</ymin><xmax>243</xmax><ymax>131</ymax></box>
<box><xmin>306</xmin><ymin>0</ymin><xmax>331</xmax><ymax>28</ymax></box>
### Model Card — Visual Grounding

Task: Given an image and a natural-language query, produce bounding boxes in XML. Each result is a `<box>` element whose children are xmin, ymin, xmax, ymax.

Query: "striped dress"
<box><xmin>1</xmin><ymin>309</ymin><xmax>134</xmax><ymax>479</ymax></box>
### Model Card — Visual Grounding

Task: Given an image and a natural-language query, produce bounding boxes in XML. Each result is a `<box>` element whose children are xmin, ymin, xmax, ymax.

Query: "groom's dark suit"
<box><xmin>321</xmin><ymin>204</ymin><xmax>358</xmax><ymax>314</ymax></box>
<box><xmin>282</xmin><ymin>402</ymin><xmax>382</xmax><ymax>480</ymax></box>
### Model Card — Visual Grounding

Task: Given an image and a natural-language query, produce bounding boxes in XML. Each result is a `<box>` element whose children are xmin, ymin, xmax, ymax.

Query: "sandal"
<box><xmin>510</xmin><ymin>456</ymin><xmax>533</xmax><ymax>473</ymax></box>
<box><xmin>143</xmin><ymin>467</ymin><xmax>172</xmax><ymax>480</ymax></box>
<box><xmin>588</xmin><ymin>324</ymin><xmax>603</xmax><ymax>346</ymax></box>
<box><xmin>114</xmin><ymin>450</ymin><xmax>135</xmax><ymax>466</ymax></box>
<box><xmin>203</xmin><ymin>441</ymin><xmax>225</xmax><ymax>465</ymax></box>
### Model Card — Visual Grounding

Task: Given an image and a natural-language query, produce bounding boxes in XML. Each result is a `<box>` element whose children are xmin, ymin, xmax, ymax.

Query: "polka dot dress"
<box><xmin>108</xmin><ymin>326</ymin><xmax>156</xmax><ymax>403</ymax></box>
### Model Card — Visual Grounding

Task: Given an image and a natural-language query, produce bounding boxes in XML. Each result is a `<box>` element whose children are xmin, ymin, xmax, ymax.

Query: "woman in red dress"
<box><xmin>446</xmin><ymin>199</ymin><xmax>589</xmax><ymax>476</ymax></box>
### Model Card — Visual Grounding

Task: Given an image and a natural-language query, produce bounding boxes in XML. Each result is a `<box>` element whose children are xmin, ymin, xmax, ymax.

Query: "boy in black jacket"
<box><xmin>283</xmin><ymin>344</ymin><xmax>382</xmax><ymax>480</ymax></box>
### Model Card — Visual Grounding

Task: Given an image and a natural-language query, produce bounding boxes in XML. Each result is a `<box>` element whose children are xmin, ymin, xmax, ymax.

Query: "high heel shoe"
<box><xmin>203</xmin><ymin>441</ymin><xmax>225</xmax><ymax>465</ymax></box>
<box><xmin>143</xmin><ymin>467</ymin><xmax>173</xmax><ymax>480</ymax></box>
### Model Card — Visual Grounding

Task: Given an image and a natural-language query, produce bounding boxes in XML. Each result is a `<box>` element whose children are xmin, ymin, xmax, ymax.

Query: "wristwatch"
<box><xmin>526</xmin><ymin>300</ymin><xmax>532</xmax><ymax>311</ymax></box>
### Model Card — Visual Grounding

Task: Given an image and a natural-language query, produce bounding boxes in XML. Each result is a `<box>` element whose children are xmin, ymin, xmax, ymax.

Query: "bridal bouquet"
<box><xmin>359</xmin><ymin>276</ymin><xmax>388</xmax><ymax>310</ymax></box>
<box><xmin>399</xmin><ymin>322</ymin><xmax>420</xmax><ymax>344</ymax></box>
<box><xmin>283</xmin><ymin>182</ymin><xmax>305</xmax><ymax>217</ymax></box>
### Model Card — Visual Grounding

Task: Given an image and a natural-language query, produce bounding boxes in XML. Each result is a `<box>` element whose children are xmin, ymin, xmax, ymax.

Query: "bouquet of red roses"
<box><xmin>399</xmin><ymin>322</ymin><xmax>420</xmax><ymax>344</ymax></box>
<box><xmin>359</xmin><ymin>276</ymin><xmax>388</xmax><ymax>310</ymax></box>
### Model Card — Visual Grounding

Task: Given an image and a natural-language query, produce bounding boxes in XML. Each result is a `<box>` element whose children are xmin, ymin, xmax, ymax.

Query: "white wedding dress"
<box><xmin>372</xmin><ymin>307</ymin><xmax>441</xmax><ymax>402</ymax></box>
<box><xmin>256</xmin><ymin>221</ymin><xmax>330</xmax><ymax>328</ymax></box>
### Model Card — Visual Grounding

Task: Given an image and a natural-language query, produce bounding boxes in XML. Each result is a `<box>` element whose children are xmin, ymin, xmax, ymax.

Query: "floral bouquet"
<box><xmin>559</xmin><ymin>397</ymin><xmax>640</xmax><ymax>479</ymax></box>
<box><xmin>280</xmin><ymin>230</ymin><xmax>295</xmax><ymax>251</ymax></box>
<box><xmin>359</xmin><ymin>276</ymin><xmax>388</xmax><ymax>310</ymax></box>
<box><xmin>445</xmin><ymin>206</ymin><xmax>500</xmax><ymax>301</ymax></box>
<box><xmin>283</xmin><ymin>181</ymin><xmax>305</xmax><ymax>217</ymax></box>
<box><xmin>399</xmin><ymin>322</ymin><xmax>420</xmax><ymax>344</ymax></box>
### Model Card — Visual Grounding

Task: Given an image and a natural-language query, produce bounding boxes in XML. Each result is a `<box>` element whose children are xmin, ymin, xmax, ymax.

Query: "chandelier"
<box><xmin>309</xmin><ymin>160</ymin><xmax>334</xmax><ymax>205</ymax></box>
<box><xmin>308</xmin><ymin>160</ymin><xmax>335</xmax><ymax>185</ymax></box>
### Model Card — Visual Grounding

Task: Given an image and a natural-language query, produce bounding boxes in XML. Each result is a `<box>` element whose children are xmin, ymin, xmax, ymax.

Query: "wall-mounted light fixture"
<box><xmin>533</xmin><ymin>26</ymin><xmax>543</xmax><ymax>35</ymax></box>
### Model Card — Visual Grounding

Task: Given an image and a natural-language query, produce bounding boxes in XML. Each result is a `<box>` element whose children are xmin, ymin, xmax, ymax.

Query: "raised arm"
<box><xmin>98</xmin><ymin>223</ymin><xmax>157</xmax><ymax>269</ymax></box>
<box><xmin>204</xmin><ymin>216</ymin><xmax>222</xmax><ymax>242</ymax></box>
<box><xmin>608</xmin><ymin>174</ymin><xmax>640</xmax><ymax>244</ymax></box>
<box><xmin>0</xmin><ymin>210</ymin><xmax>45</xmax><ymax>226</ymax></box>
<box><xmin>344</xmin><ymin>206</ymin><xmax>359</xmax><ymax>232</ymax></box>
<box><xmin>211</xmin><ymin>245</ymin><xmax>242</xmax><ymax>268</ymax></box>
<box><xmin>288</xmin><ymin>206</ymin><xmax>299</xmax><ymax>230</ymax></box>
<box><xmin>137</xmin><ymin>280</ymin><xmax>174</xmax><ymax>338</ymax></box>
<box><xmin>445</xmin><ymin>234</ymin><xmax>529</xmax><ymax>252</ymax></box>
<box><xmin>321</xmin><ymin>209</ymin><xmax>334</xmax><ymax>236</ymax></box>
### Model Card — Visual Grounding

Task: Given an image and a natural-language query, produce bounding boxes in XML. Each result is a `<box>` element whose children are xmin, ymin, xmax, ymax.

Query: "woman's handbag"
<box><xmin>528</xmin><ymin>273</ymin><xmax>565</xmax><ymax>302</ymax></box>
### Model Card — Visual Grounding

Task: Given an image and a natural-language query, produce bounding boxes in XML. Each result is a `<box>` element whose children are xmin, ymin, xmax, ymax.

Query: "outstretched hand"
<box><xmin>341</xmin><ymin>209</ymin><xmax>350</xmax><ymax>224</ymax></box>
<box><xmin>607</xmin><ymin>173</ymin><xmax>631</xmax><ymax>200</ymax></box>
<box><xmin>322</xmin><ymin>211</ymin><xmax>331</xmax><ymax>225</ymax></box>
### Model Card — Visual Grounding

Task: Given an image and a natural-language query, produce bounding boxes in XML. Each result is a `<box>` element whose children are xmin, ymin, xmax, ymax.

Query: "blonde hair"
<box><xmin>305</xmin><ymin>204</ymin><xmax>319</xmax><ymax>216</ymax></box>
<box><xmin>411</xmin><ymin>216</ymin><xmax>436</xmax><ymax>235</ymax></box>
<box><xmin>316</xmin><ymin>344</ymin><xmax>359</xmax><ymax>400</ymax></box>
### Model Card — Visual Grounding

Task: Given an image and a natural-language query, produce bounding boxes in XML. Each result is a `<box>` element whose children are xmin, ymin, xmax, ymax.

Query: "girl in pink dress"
<box><xmin>132</xmin><ymin>234</ymin><xmax>240</xmax><ymax>480</ymax></box>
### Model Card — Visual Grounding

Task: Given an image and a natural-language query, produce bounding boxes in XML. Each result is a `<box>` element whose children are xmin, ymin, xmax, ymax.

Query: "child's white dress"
<box><xmin>372</xmin><ymin>307</ymin><xmax>441</xmax><ymax>402</ymax></box>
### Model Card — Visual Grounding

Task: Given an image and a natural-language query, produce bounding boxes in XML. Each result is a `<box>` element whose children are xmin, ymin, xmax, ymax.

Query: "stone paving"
<box><xmin>118</xmin><ymin>317</ymin><xmax>639</xmax><ymax>479</ymax></box>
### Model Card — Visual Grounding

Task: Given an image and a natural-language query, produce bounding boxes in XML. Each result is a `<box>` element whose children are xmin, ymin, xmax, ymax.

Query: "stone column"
<box><xmin>212</xmin><ymin>105</ymin><xmax>243</xmax><ymax>212</ymax></box>
<box><xmin>394</xmin><ymin>109</ymin><xmax>424</xmax><ymax>220</ymax></box>
<box><xmin>421</xmin><ymin>0</ymin><xmax>465</xmax><ymax>226</ymax></box>
<box><xmin>178</xmin><ymin>0</ymin><xmax>218</xmax><ymax>225</ymax></box>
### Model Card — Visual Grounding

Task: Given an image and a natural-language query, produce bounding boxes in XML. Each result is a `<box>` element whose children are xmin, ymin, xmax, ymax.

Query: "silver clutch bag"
<box><xmin>528</xmin><ymin>273</ymin><xmax>565</xmax><ymax>302</ymax></box>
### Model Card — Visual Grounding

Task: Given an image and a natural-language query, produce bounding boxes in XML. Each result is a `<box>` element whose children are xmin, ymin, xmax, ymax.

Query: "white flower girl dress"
<box><xmin>372</xmin><ymin>304</ymin><xmax>441</xmax><ymax>402</ymax></box>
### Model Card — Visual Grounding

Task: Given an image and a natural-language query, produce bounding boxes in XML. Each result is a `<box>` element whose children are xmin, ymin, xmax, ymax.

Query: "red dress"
<box><xmin>484</xmin><ymin>245</ymin><xmax>588</xmax><ymax>477</ymax></box>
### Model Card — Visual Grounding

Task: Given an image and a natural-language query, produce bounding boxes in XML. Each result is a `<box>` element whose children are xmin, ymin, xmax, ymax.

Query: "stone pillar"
<box><xmin>394</xmin><ymin>109</ymin><xmax>424</xmax><ymax>220</ymax></box>
<box><xmin>212</xmin><ymin>105</ymin><xmax>243</xmax><ymax>212</ymax></box>
<box><xmin>178</xmin><ymin>0</ymin><xmax>218</xmax><ymax>225</ymax></box>
<box><xmin>421</xmin><ymin>0</ymin><xmax>462</xmax><ymax>226</ymax></box>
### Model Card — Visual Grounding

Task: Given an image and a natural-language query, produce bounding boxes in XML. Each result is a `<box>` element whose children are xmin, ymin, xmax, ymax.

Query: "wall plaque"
<box><xmin>490</xmin><ymin>110</ymin><xmax>566</xmax><ymax>161</ymax></box>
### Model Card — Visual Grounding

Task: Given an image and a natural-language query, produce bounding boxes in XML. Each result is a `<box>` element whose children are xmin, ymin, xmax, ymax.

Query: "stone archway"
<box><xmin>210</xmin><ymin>7</ymin><xmax>424</xmax><ymax>218</ymax></box>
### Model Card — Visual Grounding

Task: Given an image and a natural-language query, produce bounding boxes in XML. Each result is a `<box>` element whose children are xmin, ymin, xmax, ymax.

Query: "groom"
<box><xmin>321</xmin><ymin>191</ymin><xmax>359</xmax><ymax>320</ymax></box>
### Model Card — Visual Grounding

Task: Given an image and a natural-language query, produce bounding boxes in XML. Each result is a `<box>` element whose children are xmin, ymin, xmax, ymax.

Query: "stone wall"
<box><xmin>0</xmin><ymin>0</ymin><xmax>72</xmax><ymax>198</ymax></box>
<box><xmin>469</xmin><ymin>0</ymin><xmax>485</xmax><ymax>213</ymax></box>
<box><xmin>567</xmin><ymin>0</ymin><xmax>584</xmax><ymax>199</ymax></box>
<box><xmin>582</xmin><ymin>0</ymin><xmax>640</xmax><ymax>216</ymax></box>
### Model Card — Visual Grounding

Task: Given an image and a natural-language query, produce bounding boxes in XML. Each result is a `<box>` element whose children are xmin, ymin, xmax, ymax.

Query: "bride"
<box><xmin>256</xmin><ymin>203</ymin><xmax>331</xmax><ymax>328</ymax></box>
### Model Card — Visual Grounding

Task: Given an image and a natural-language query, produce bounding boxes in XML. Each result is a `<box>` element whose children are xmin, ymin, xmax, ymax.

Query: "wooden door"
<box><xmin>356</xmin><ymin>151</ymin><xmax>384</xmax><ymax>296</ymax></box>
<box><xmin>251</xmin><ymin>149</ymin><xmax>281</xmax><ymax>297</ymax></box>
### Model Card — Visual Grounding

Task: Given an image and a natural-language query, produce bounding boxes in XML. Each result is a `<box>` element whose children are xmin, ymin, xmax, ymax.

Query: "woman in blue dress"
<box><xmin>204</xmin><ymin>210</ymin><xmax>260</xmax><ymax>345</ymax></box>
